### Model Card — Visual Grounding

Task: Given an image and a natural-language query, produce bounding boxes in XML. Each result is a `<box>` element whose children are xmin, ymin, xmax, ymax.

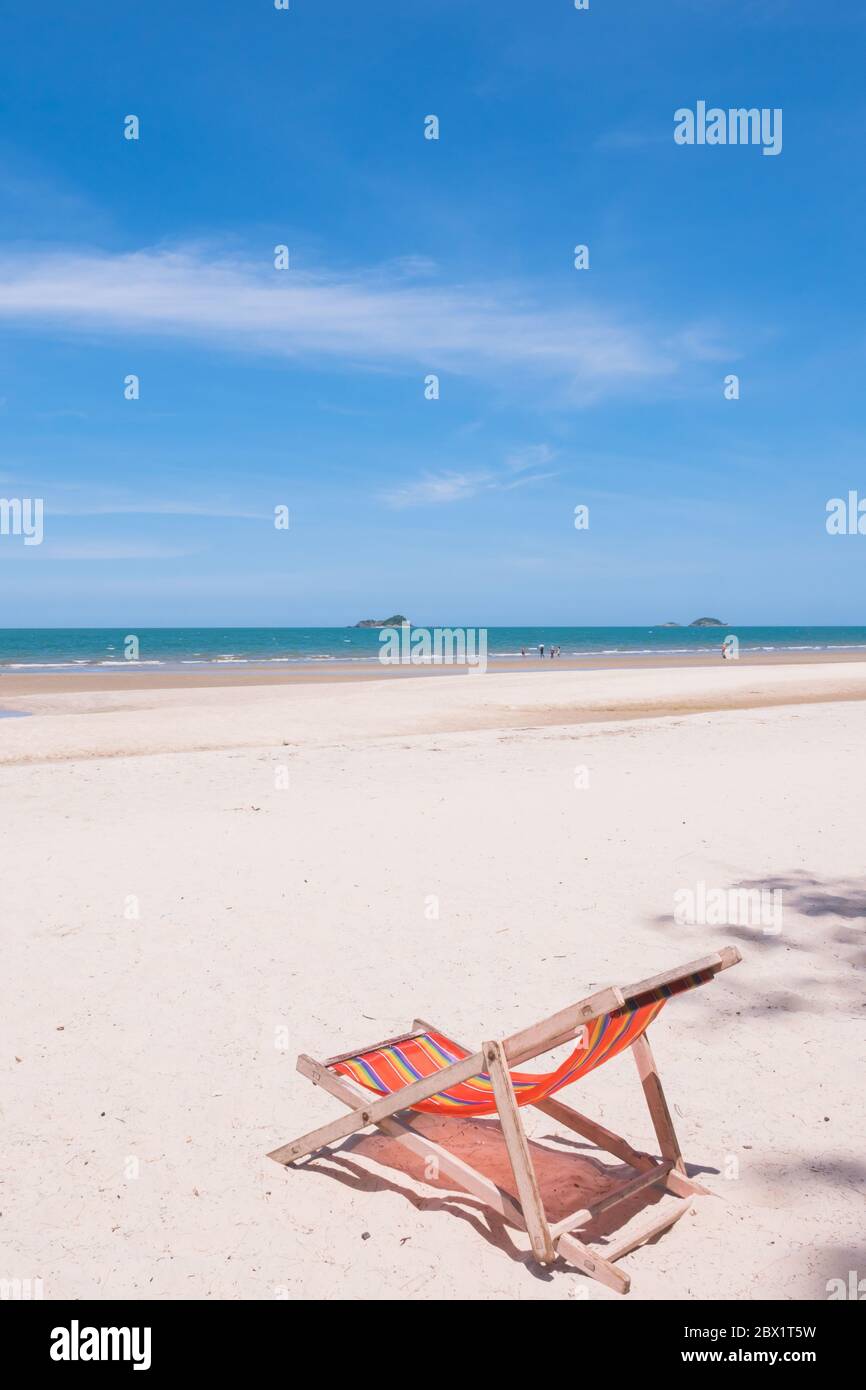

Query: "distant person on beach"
<box><xmin>521</xmin><ymin>646</ymin><xmax>526</xmax><ymax>657</ymax></box>
<box><xmin>539</xmin><ymin>643</ymin><xmax>545</xmax><ymax>659</ymax></box>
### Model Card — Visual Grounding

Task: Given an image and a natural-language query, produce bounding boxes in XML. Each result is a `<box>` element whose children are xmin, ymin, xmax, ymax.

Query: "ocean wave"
<box><xmin>5</xmin><ymin>632</ymin><xmax>866</xmax><ymax>670</ymax></box>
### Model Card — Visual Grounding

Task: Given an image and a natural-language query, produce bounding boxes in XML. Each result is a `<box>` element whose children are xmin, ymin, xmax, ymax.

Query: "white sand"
<box><xmin>2</xmin><ymin>664</ymin><xmax>864</xmax><ymax>1300</ymax></box>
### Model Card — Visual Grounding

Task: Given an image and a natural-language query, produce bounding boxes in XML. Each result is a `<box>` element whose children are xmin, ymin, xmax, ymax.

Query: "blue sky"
<box><xmin>1</xmin><ymin>0</ymin><xmax>865</xmax><ymax>626</ymax></box>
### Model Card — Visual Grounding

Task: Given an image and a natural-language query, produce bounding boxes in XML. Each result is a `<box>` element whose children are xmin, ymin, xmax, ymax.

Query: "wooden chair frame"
<box><xmin>268</xmin><ymin>946</ymin><xmax>742</xmax><ymax>1294</ymax></box>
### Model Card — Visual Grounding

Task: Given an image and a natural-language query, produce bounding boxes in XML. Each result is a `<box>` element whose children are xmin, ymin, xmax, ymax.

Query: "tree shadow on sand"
<box><xmin>648</xmin><ymin>869</ymin><xmax>866</xmax><ymax>1018</ymax></box>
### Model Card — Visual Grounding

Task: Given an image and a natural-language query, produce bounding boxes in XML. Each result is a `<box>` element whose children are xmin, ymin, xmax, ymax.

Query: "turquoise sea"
<box><xmin>1</xmin><ymin>626</ymin><xmax>866</xmax><ymax>673</ymax></box>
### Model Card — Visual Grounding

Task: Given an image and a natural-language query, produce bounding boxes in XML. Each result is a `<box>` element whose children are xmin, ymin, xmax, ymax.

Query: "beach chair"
<box><xmin>268</xmin><ymin>946</ymin><xmax>742</xmax><ymax>1293</ymax></box>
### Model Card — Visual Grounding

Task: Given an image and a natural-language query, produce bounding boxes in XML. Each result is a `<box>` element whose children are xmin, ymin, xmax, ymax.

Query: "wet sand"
<box><xmin>3</xmin><ymin>644</ymin><xmax>866</xmax><ymax>699</ymax></box>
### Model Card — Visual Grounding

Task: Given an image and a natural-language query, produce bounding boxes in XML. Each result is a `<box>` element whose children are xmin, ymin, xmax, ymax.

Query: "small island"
<box><xmin>354</xmin><ymin>614</ymin><xmax>409</xmax><ymax>628</ymax></box>
<box><xmin>658</xmin><ymin>618</ymin><xmax>726</xmax><ymax>628</ymax></box>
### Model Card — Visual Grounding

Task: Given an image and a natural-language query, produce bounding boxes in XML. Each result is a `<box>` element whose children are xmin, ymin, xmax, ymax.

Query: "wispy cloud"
<box><xmin>499</xmin><ymin>469</ymin><xmax>559</xmax><ymax>491</ymax></box>
<box><xmin>0</xmin><ymin>542</ymin><xmax>199</xmax><ymax>561</ymax></box>
<box><xmin>0</xmin><ymin>244</ymin><xmax>719</xmax><ymax>393</ymax></box>
<box><xmin>594</xmin><ymin>129</ymin><xmax>671</xmax><ymax>152</ymax></box>
<box><xmin>381</xmin><ymin>445</ymin><xmax>559</xmax><ymax>509</ymax></box>
<box><xmin>48</xmin><ymin>500</ymin><xmax>271</xmax><ymax>520</ymax></box>
<box><xmin>504</xmin><ymin>443</ymin><xmax>556</xmax><ymax>473</ymax></box>
<box><xmin>381</xmin><ymin>471</ymin><xmax>492</xmax><ymax>509</ymax></box>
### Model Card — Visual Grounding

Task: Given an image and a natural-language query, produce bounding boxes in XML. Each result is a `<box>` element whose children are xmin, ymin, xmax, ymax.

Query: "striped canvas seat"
<box><xmin>331</xmin><ymin>968</ymin><xmax>713</xmax><ymax>1117</ymax></box>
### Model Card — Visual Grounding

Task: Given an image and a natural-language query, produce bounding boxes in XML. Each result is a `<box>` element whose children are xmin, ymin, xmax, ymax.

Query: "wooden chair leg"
<box><xmin>416</xmin><ymin>1018</ymin><xmax>704</xmax><ymax>1195</ymax></box>
<box><xmin>602</xmin><ymin>1197</ymin><xmax>692</xmax><ymax>1263</ymax></box>
<box><xmin>631</xmin><ymin>1033</ymin><xmax>685</xmax><ymax>1174</ymax></box>
<box><xmin>557</xmin><ymin>1231</ymin><xmax>631</xmax><ymax>1294</ymax></box>
<box><xmin>536</xmin><ymin>1094</ymin><xmax>709</xmax><ymax>1197</ymax></box>
<box><xmin>485</xmin><ymin>1040</ymin><xmax>556</xmax><ymax>1265</ymax></box>
<box><xmin>293</xmin><ymin>1054</ymin><xmax>527</xmax><ymax>1228</ymax></box>
<box><xmin>292</xmin><ymin>1049</ymin><xmax>629</xmax><ymax>1290</ymax></box>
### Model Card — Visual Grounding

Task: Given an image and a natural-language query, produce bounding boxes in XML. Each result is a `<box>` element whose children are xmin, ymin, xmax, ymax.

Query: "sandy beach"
<box><xmin>3</xmin><ymin>660</ymin><xmax>864</xmax><ymax>1300</ymax></box>
<box><xmin>4</xmin><ymin>643</ymin><xmax>866</xmax><ymax>701</ymax></box>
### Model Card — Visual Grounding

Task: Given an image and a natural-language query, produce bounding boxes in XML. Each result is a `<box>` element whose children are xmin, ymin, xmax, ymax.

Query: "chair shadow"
<box><xmin>293</xmin><ymin>1112</ymin><xmax>693</xmax><ymax>1276</ymax></box>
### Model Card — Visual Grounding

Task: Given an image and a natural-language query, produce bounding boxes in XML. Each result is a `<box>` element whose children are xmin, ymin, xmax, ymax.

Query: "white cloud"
<box><xmin>499</xmin><ymin>469</ymin><xmax>559</xmax><ymax>491</ymax></box>
<box><xmin>381</xmin><ymin>471</ymin><xmax>492</xmax><ymax>509</ymax></box>
<box><xmin>504</xmin><ymin>443</ymin><xmax>556</xmax><ymax>472</ymax></box>
<box><xmin>0</xmin><ymin>244</ymin><xmax>702</xmax><ymax>390</ymax></box>
<box><xmin>48</xmin><ymin>500</ymin><xmax>271</xmax><ymax>520</ymax></box>
<box><xmin>41</xmin><ymin>543</ymin><xmax>199</xmax><ymax>560</ymax></box>
<box><xmin>594</xmin><ymin>129</ymin><xmax>671</xmax><ymax>151</ymax></box>
<box><xmin>0</xmin><ymin>541</ymin><xmax>199</xmax><ymax>561</ymax></box>
<box><xmin>381</xmin><ymin>444</ymin><xmax>560</xmax><ymax>509</ymax></box>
